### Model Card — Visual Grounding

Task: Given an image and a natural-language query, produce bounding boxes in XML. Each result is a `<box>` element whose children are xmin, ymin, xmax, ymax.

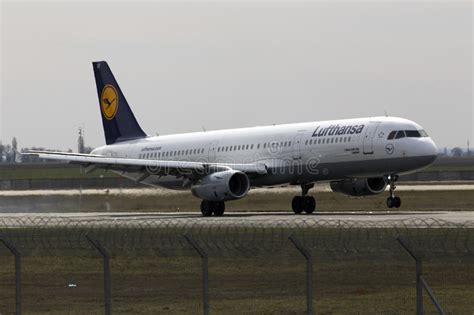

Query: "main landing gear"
<box><xmin>292</xmin><ymin>183</ymin><xmax>316</xmax><ymax>214</ymax></box>
<box><xmin>201</xmin><ymin>200</ymin><xmax>225</xmax><ymax>217</ymax></box>
<box><xmin>386</xmin><ymin>175</ymin><xmax>401</xmax><ymax>209</ymax></box>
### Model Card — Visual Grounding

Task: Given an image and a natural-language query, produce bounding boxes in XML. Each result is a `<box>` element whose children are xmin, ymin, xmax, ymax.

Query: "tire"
<box><xmin>292</xmin><ymin>196</ymin><xmax>303</xmax><ymax>214</ymax></box>
<box><xmin>393</xmin><ymin>196</ymin><xmax>401</xmax><ymax>208</ymax></box>
<box><xmin>304</xmin><ymin>196</ymin><xmax>316</xmax><ymax>214</ymax></box>
<box><xmin>214</xmin><ymin>201</ymin><xmax>225</xmax><ymax>216</ymax></box>
<box><xmin>200</xmin><ymin>200</ymin><xmax>213</xmax><ymax>217</ymax></box>
<box><xmin>386</xmin><ymin>197</ymin><xmax>394</xmax><ymax>209</ymax></box>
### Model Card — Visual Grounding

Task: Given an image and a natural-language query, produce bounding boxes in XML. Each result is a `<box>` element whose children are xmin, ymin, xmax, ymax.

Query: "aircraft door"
<box><xmin>208</xmin><ymin>141</ymin><xmax>219</xmax><ymax>162</ymax></box>
<box><xmin>363</xmin><ymin>122</ymin><xmax>381</xmax><ymax>154</ymax></box>
<box><xmin>292</xmin><ymin>131</ymin><xmax>305</xmax><ymax>160</ymax></box>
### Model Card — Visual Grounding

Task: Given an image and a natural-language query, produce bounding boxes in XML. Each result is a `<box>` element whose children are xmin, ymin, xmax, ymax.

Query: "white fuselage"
<box><xmin>92</xmin><ymin>116</ymin><xmax>437</xmax><ymax>190</ymax></box>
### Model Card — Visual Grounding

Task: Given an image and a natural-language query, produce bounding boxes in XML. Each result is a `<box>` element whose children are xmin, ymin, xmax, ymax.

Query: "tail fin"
<box><xmin>93</xmin><ymin>61</ymin><xmax>147</xmax><ymax>145</ymax></box>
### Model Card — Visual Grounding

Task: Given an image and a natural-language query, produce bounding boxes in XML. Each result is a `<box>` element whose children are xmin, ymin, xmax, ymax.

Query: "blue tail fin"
<box><xmin>93</xmin><ymin>61</ymin><xmax>147</xmax><ymax>145</ymax></box>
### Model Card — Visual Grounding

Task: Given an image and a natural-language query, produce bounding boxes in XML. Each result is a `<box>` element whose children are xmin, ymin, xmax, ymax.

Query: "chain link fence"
<box><xmin>0</xmin><ymin>217</ymin><xmax>472</xmax><ymax>257</ymax></box>
<box><xmin>0</xmin><ymin>217</ymin><xmax>473</xmax><ymax>314</ymax></box>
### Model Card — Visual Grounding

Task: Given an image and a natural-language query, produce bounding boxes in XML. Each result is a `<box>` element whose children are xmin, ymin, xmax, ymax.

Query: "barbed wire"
<box><xmin>0</xmin><ymin>216</ymin><xmax>472</xmax><ymax>257</ymax></box>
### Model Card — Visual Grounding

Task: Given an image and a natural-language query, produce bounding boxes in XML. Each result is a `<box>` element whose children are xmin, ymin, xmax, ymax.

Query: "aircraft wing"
<box><xmin>24</xmin><ymin>151</ymin><xmax>268</xmax><ymax>178</ymax></box>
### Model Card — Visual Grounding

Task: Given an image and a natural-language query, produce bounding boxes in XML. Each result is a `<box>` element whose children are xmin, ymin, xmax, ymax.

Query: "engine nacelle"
<box><xmin>191</xmin><ymin>170</ymin><xmax>250</xmax><ymax>201</ymax></box>
<box><xmin>330</xmin><ymin>177</ymin><xmax>387</xmax><ymax>197</ymax></box>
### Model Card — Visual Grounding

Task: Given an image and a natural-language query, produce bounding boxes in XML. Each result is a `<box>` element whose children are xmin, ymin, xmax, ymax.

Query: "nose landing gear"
<box><xmin>386</xmin><ymin>175</ymin><xmax>401</xmax><ymax>208</ymax></box>
<box><xmin>292</xmin><ymin>183</ymin><xmax>316</xmax><ymax>214</ymax></box>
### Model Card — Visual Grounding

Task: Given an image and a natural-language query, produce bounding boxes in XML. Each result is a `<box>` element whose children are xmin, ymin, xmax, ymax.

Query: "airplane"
<box><xmin>27</xmin><ymin>61</ymin><xmax>438</xmax><ymax>216</ymax></box>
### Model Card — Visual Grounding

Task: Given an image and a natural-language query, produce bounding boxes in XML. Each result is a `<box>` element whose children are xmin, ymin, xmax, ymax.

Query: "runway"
<box><xmin>1</xmin><ymin>211</ymin><xmax>473</xmax><ymax>228</ymax></box>
<box><xmin>1</xmin><ymin>184</ymin><xmax>473</xmax><ymax>197</ymax></box>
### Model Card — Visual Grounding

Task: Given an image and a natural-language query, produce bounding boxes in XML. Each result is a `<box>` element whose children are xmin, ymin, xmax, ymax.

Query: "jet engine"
<box><xmin>330</xmin><ymin>177</ymin><xmax>387</xmax><ymax>196</ymax></box>
<box><xmin>191</xmin><ymin>170</ymin><xmax>250</xmax><ymax>201</ymax></box>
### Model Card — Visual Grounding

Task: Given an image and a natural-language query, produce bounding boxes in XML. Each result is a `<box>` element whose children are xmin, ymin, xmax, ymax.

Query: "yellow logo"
<box><xmin>101</xmin><ymin>85</ymin><xmax>119</xmax><ymax>120</ymax></box>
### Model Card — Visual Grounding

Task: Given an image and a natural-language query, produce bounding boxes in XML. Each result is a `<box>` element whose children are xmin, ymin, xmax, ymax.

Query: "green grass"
<box><xmin>423</xmin><ymin>165</ymin><xmax>474</xmax><ymax>172</ymax></box>
<box><xmin>0</xmin><ymin>255</ymin><xmax>471</xmax><ymax>314</ymax></box>
<box><xmin>0</xmin><ymin>164</ymin><xmax>118</xmax><ymax>180</ymax></box>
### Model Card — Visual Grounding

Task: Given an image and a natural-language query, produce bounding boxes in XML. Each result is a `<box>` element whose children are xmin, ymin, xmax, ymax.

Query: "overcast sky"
<box><xmin>1</xmin><ymin>1</ymin><xmax>472</xmax><ymax>151</ymax></box>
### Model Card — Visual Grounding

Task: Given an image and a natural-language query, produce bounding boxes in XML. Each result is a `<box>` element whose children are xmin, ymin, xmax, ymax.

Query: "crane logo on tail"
<box><xmin>101</xmin><ymin>85</ymin><xmax>119</xmax><ymax>120</ymax></box>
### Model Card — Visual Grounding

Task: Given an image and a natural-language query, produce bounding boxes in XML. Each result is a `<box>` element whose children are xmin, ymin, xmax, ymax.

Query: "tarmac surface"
<box><xmin>0</xmin><ymin>184</ymin><xmax>473</xmax><ymax>197</ymax></box>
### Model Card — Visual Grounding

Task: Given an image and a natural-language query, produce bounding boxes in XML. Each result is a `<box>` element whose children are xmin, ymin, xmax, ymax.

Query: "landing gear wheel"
<box><xmin>292</xmin><ymin>196</ymin><xmax>316</xmax><ymax>214</ymax></box>
<box><xmin>304</xmin><ymin>196</ymin><xmax>316</xmax><ymax>214</ymax></box>
<box><xmin>292</xmin><ymin>184</ymin><xmax>317</xmax><ymax>214</ymax></box>
<box><xmin>201</xmin><ymin>200</ymin><xmax>226</xmax><ymax>216</ymax></box>
<box><xmin>386</xmin><ymin>175</ymin><xmax>401</xmax><ymax>209</ymax></box>
<box><xmin>386</xmin><ymin>197</ymin><xmax>394</xmax><ymax>209</ymax></box>
<box><xmin>214</xmin><ymin>201</ymin><xmax>226</xmax><ymax>216</ymax></box>
<box><xmin>386</xmin><ymin>196</ymin><xmax>401</xmax><ymax>209</ymax></box>
<box><xmin>200</xmin><ymin>200</ymin><xmax>213</xmax><ymax>217</ymax></box>
<box><xmin>393</xmin><ymin>196</ymin><xmax>401</xmax><ymax>208</ymax></box>
<box><xmin>292</xmin><ymin>196</ymin><xmax>303</xmax><ymax>214</ymax></box>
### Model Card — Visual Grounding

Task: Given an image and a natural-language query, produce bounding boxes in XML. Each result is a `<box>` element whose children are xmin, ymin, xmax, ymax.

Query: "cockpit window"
<box><xmin>387</xmin><ymin>131</ymin><xmax>397</xmax><ymax>140</ymax></box>
<box><xmin>395</xmin><ymin>130</ymin><xmax>406</xmax><ymax>139</ymax></box>
<box><xmin>405</xmin><ymin>130</ymin><xmax>421</xmax><ymax>138</ymax></box>
<box><xmin>419</xmin><ymin>130</ymin><xmax>429</xmax><ymax>137</ymax></box>
<box><xmin>388</xmin><ymin>129</ymin><xmax>428</xmax><ymax>140</ymax></box>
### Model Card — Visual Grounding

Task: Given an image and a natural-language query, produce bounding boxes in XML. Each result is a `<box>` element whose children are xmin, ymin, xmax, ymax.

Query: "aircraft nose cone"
<box><xmin>428</xmin><ymin>138</ymin><xmax>438</xmax><ymax>156</ymax></box>
<box><xmin>424</xmin><ymin>138</ymin><xmax>438</xmax><ymax>165</ymax></box>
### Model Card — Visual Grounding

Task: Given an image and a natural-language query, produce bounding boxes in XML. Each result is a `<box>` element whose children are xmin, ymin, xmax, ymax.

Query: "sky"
<box><xmin>1</xmin><ymin>1</ymin><xmax>472</xmax><ymax>151</ymax></box>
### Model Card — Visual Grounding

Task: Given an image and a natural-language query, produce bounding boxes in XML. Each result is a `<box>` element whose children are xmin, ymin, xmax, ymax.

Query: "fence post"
<box><xmin>0</xmin><ymin>238</ymin><xmax>21</xmax><ymax>315</ymax></box>
<box><xmin>289</xmin><ymin>234</ymin><xmax>313</xmax><ymax>315</ymax></box>
<box><xmin>184</xmin><ymin>234</ymin><xmax>209</xmax><ymax>315</ymax></box>
<box><xmin>86</xmin><ymin>236</ymin><xmax>111</xmax><ymax>315</ymax></box>
<box><xmin>396</xmin><ymin>236</ymin><xmax>446</xmax><ymax>315</ymax></box>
